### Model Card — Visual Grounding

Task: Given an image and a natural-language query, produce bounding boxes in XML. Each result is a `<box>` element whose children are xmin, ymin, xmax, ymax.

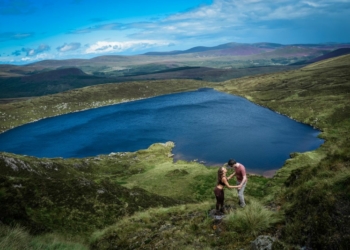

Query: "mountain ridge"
<box><xmin>1</xmin><ymin>42</ymin><xmax>350</xmax><ymax>100</ymax></box>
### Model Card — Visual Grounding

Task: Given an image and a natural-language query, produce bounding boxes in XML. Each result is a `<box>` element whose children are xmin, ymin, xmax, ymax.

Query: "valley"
<box><xmin>0</xmin><ymin>45</ymin><xmax>350</xmax><ymax>249</ymax></box>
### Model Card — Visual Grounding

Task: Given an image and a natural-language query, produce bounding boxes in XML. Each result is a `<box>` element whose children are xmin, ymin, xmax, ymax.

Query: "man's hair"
<box><xmin>228</xmin><ymin>159</ymin><xmax>237</xmax><ymax>166</ymax></box>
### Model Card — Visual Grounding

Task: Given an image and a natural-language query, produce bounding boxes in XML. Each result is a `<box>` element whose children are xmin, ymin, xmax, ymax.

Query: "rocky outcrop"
<box><xmin>251</xmin><ymin>235</ymin><xmax>275</xmax><ymax>250</ymax></box>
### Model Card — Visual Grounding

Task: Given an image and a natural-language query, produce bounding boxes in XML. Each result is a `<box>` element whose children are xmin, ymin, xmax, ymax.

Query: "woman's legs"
<box><xmin>214</xmin><ymin>187</ymin><xmax>224</xmax><ymax>210</ymax></box>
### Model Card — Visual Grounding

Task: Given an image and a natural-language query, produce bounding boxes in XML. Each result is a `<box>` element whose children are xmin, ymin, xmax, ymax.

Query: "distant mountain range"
<box><xmin>143</xmin><ymin>42</ymin><xmax>349</xmax><ymax>56</ymax></box>
<box><xmin>2</xmin><ymin>42</ymin><xmax>350</xmax><ymax>75</ymax></box>
<box><xmin>1</xmin><ymin>42</ymin><xmax>350</xmax><ymax>99</ymax></box>
<box><xmin>143</xmin><ymin>42</ymin><xmax>282</xmax><ymax>56</ymax></box>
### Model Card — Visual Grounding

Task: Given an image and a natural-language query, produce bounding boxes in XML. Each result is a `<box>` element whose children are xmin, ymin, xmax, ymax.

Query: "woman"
<box><xmin>214</xmin><ymin>166</ymin><xmax>239</xmax><ymax>213</ymax></box>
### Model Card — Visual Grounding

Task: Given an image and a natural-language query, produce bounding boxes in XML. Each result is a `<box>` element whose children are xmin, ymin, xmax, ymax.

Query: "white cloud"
<box><xmin>57</xmin><ymin>42</ymin><xmax>81</xmax><ymax>52</ymax></box>
<box><xmin>85</xmin><ymin>40</ymin><xmax>172</xmax><ymax>54</ymax></box>
<box><xmin>65</xmin><ymin>0</ymin><xmax>350</xmax><ymax>48</ymax></box>
<box><xmin>20</xmin><ymin>52</ymin><xmax>54</xmax><ymax>62</ymax></box>
<box><xmin>166</xmin><ymin>0</ymin><xmax>319</xmax><ymax>23</ymax></box>
<box><xmin>21</xmin><ymin>44</ymin><xmax>50</xmax><ymax>57</ymax></box>
<box><xmin>302</xmin><ymin>1</ymin><xmax>327</xmax><ymax>8</ymax></box>
<box><xmin>122</xmin><ymin>0</ymin><xmax>350</xmax><ymax>44</ymax></box>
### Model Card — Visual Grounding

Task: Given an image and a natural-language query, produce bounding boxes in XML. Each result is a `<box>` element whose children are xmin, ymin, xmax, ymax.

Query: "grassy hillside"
<box><xmin>0</xmin><ymin>143</ymin><xmax>184</xmax><ymax>235</ymax></box>
<box><xmin>214</xmin><ymin>54</ymin><xmax>350</xmax><ymax>248</ymax></box>
<box><xmin>0</xmin><ymin>55</ymin><xmax>350</xmax><ymax>249</ymax></box>
<box><xmin>306</xmin><ymin>48</ymin><xmax>350</xmax><ymax>64</ymax></box>
<box><xmin>0</xmin><ymin>65</ymin><xmax>301</xmax><ymax>99</ymax></box>
<box><xmin>0</xmin><ymin>68</ymin><xmax>111</xmax><ymax>98</ymax></box>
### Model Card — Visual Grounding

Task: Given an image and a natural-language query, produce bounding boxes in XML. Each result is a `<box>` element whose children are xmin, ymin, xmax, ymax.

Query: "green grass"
<box><xmin>122</xmin><ymin>160</ymin><xmax>217</xmax><ymax>201</ymax></box>
<box><xmin>89</xmin><ymin>202</ymin><xmax>213</xmax><ymax>249</ymax></box>
<box><xmin>89</xmin><ymin>199</ymin><xmax>283</xmax><ymax>249</ymax></box>
<box><xmin>0</xmin><ymin>224</ymin><xmax>88</xmax><ymax>250</ymax></box>
<box><xmin>224</xmin><ymin>200</ymin><xmax>282</xmax><ymax>237</ymax></box>
<box><xmin>0</xmin><ymin>145</ymin><xmax>182</xmax><ymax>238</ymax></box>
<box><xmin>89</xmin><ymin>201</ymin><xmax>265</xmax><ymax>249</ymax></box>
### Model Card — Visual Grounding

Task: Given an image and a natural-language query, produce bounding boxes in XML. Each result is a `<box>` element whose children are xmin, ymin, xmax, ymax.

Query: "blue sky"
<box><xmin>1</xmin><ymin>0</ymin><xmax>350</xmax><ymax>64</ymax></box>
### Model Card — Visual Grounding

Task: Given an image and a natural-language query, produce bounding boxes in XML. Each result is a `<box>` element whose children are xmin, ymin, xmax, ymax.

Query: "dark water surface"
<box><xmin>0</xmin><ymin>88</ymin><xmax>323</xmax><ymax>175</ymax></box>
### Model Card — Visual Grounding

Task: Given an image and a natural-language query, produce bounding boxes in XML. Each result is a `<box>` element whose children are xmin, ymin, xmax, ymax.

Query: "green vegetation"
<box><xmin>89</xmin><ymin>201</ymin><xmax>282</xmax><ymax>249</ymax></box>
<box><xmin>0</xmin><ymin>54</ymin><xmax>349</xmax><ymax>249</ymax></box>
<box><xmin>0</xmin><ymin>224</ymin><xmax>88</xmax><ymax>250</ymax></box>
<box><xmin>89</xmin><ymin>203</ymin><xmax>214</xmax><ymax>249</ymax></box>
<box><xmin>0</xmin><ymin>142</ymin><xmax>268</xmax><ymax>248</ymax></box>
<box><xmin>0</xmin><ymin>143</ymin><xmax>183</xmax><ymax>237</ymax></box>
<box><xmin>224</xmin><ymin>200</ymin><xmax>282</xmax><ymax>237</ymax></box>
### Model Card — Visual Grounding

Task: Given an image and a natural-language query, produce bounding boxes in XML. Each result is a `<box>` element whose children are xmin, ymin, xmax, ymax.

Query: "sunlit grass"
<box><xmin>224</xmin><ymin>200</ymin><xmax>282</xmax><ymax>237</ymax></box>
<box><xmin>90</xmin><ymin>202</ymin><xmax>213</xmax><ymax>249</ymax></box>
<box><xmin>122</xmin><ymin>160</ymin><xmax>217</xmax><ymax>200</ymax></box>
<box><xmin>0</xmin><ymin>224</ymin><xmax>31</xmax><ymax>250</ymax></box>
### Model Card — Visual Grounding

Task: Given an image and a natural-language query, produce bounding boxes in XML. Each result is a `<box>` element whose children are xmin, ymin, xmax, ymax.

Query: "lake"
<box><xmin>0</xmin><ymin>88</ymin><xmax>324</xmax><ymax>175</ymax></box>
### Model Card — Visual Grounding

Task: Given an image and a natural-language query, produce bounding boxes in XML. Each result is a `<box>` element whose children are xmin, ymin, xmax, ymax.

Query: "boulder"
<box><xmin>250</xmin><ymin>235</ymin><xmax>275</xmax><ymax>250</ymax></box>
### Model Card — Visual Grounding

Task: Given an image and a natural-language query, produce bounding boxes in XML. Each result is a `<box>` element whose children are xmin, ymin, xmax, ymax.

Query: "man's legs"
<box><xmin>237</xmin><ymin>181</ymin><xmax>246</xmax><ymax>207</ymax></box>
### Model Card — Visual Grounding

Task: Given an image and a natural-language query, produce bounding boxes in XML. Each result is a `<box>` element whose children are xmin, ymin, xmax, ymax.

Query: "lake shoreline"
<box><xmin>0</xmin><ymin>88</ymin><xmax>323</xmax><ymax>179</ymax></box>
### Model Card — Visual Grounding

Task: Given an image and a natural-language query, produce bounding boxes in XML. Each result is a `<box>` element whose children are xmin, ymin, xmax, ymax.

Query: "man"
<box><xmin>228</xmin><ymin>159</ymin><xmax>247</xmax><ymax>207</ymax></box>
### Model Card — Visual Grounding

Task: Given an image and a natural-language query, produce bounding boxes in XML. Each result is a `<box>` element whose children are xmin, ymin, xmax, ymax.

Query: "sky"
<box><xmin>0</xmin><ymin>0</ymin><xmax>350</xmax><ymax>64</ymax></box>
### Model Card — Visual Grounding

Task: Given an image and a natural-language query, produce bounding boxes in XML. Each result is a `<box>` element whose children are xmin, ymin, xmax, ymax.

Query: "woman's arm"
<box><xmin>222</xmin><ymin>177</ymin><xmax>239</xmax><ymax>189</ymax></box>
<box><xmin>227</xmin><ymin>173</ymin><xmax>235</xmax><ymax>180</ymax></box>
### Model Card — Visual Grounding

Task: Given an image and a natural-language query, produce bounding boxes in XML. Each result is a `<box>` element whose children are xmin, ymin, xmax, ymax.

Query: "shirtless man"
<box><xmin>228</xmin><ymin>159</ymin><xmax>247</xmax><ymax>207</ymax></box>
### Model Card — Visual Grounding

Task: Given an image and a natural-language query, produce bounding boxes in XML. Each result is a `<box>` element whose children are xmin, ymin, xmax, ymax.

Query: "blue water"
<box><xmin>0</xmin><ymin>88</ymin><xmax>323</xmax><ymax>175</ymax></box>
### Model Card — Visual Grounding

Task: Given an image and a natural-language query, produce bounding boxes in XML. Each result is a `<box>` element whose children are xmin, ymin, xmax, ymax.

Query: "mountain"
<box><xmin>1</xmin><ymin>42</ymin><xmax>349</xmax><ymax>74</ymax></box>
<box><xmin>1</xmin><ymin>42</ymin><xmax>350</xmax><ymax>100</ymax></box>
<box><xmin>144</xmin><ymin>42</ymin><xmax>283</xmax><ymax>55</ymax></box>
<box><xmin>12</xmin><ymin>41</ymin><xmax>345</xmax><ymax>73</ymax></box>
<box><xmin>143</xmin><ymin>42</ymin><xmax>350</xmax><ymax>57</ymax></box>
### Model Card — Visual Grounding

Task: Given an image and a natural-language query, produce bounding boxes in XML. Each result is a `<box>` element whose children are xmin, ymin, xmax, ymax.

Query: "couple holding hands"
<box><xmin>214</xmin><ymin>159</ymin><xmax>247</xmax><ymax>213</ymax></box>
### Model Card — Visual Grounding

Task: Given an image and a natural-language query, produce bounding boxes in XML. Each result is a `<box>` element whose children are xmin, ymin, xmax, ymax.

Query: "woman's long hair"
<box><xmin>217</xmin><ymin>167</ymin><xmax>225</xmax><ymax>184</ymax></box>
